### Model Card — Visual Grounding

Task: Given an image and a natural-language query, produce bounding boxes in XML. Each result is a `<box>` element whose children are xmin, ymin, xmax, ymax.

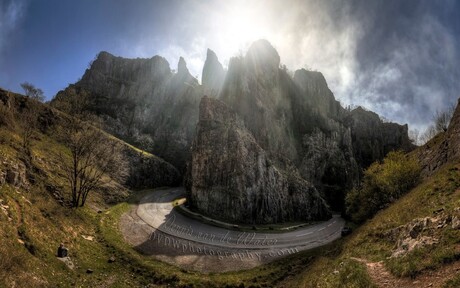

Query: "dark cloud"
<box><xmin>343</xmin><ymin>0</ymin><xmax>460</xmax><ymax>130</ymax></box>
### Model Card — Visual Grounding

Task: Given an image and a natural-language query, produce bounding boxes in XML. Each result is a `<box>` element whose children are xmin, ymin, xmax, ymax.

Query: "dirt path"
<box><xmin>351</xmin><ymin>257</ymin><xmax>460</xmax><ymax>288</ymax></box>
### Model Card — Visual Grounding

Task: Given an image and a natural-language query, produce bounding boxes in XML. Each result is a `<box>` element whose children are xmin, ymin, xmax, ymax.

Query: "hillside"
<box><xmin>0</xmin><ymin>89</ymin><xmax>182</xmax><ymax>287</ymax></box>
<box><xmin>280</xmin><ymin>99</ymin><xmax>460</xmax><ymax>287</ymax></box>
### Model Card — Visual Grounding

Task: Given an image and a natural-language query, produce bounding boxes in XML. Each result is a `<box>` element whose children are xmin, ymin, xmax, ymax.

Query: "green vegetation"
<box><xmin>346</xmin><ymin>151</ymin><xmax>421</xmax><ymax>223</ymax></box>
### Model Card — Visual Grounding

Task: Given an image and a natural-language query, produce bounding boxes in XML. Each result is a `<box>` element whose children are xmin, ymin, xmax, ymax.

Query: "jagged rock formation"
<box><xmin>52</xmin><ymin>40</ymin><xmax>413</xmax><ymax>215</ymax></box>
<box><xmin>186</xmin><ymin>96</ymin><xmax>330</xmax><ymax>224</ymax></box>
<box><xmin>202</xmin><ymin>49</ymin><xmax>225</xmax><ymax>96</ymax></box>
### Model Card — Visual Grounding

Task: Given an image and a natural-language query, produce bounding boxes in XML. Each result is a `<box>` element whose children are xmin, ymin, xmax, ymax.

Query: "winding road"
<box><xmin>138</xmin><ymin>188</ymin><xmax>343</xmax><ymax>249</ymax></box>
<box><xmin>120</xmin><ymin>187</ymin><xmax>345</xmax><ymax>272</ymax></box>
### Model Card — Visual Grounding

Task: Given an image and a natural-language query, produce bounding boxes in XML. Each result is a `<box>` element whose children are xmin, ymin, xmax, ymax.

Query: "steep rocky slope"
<box><xmin>186</xmin><ymin>96</ymin><xmax>330</xmax><ymax>224</ymax></box>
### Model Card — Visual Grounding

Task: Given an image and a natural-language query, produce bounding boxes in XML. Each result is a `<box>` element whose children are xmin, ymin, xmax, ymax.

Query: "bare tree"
<box><xmin>421</xmin><ymin>103</ymin><xmax>456</xmax><ymax>144</ymax></box>
<box><xmin>59</xmin><ymin>119</ymin><xmax>128</xmax><ymax>207</ymax></box>
<box><xmin>433</xmin><ymin>104</ymin><xmax>456</xmax><ymax>133</ymax></box>
<box><xmin>20</xmin><ymin>82</ymin><xmax>45</xmax><ymax>102</ymax></box>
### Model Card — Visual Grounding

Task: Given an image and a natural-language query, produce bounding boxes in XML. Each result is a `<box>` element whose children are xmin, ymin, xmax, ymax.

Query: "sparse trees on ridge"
<box><xmin>420</xmin><ymin>103</ymin><xmax>456</xmax><ymax>144</ymax></box>
<box><xmin>20</xmin><ymin>82</ymin><xmax>45</xmax><ymax>102</ymax></box>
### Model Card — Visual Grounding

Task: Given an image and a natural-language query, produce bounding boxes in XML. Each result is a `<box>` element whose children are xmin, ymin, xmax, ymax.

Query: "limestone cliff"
<box><xmin>52</xmin><ymin>52</ymin><xmax>202</xmax><ymax>171</ymax></box>
<box><xmin>186</xmin><ymin>96</ymin><xmax>331</xmax><ymax>224</ymax></box>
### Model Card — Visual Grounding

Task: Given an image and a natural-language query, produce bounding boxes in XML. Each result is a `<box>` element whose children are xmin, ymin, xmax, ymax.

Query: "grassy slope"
<box><xmin>281</xmin><ymin>137</ymin><xmax>460</xmax><ymax>287</ymax></box>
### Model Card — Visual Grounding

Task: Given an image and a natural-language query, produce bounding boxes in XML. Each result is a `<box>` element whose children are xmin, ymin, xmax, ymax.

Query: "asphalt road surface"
<box><xmin>136</xmin><ymin>187</ymin><xmax>345</xmax><ymax>252</ymax></box>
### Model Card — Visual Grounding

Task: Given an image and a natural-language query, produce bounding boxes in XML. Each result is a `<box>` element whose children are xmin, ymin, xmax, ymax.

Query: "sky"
<box><xmin>1</xmin><ymin>0</ymin><xmax>459</xmax><ymax>133</ymax></box>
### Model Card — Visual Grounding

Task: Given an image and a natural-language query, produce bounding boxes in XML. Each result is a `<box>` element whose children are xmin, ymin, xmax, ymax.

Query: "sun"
<box><xmin>213</xmin><ymin>1</ymin><xmax>273</xmax><ymax>55</ymax></box>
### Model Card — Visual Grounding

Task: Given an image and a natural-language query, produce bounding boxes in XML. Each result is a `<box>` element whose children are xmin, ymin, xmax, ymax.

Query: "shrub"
<box><xmin>346</xmin><ymin>151</ymin><xmax>421</xmax><ymax>223</ymax></box>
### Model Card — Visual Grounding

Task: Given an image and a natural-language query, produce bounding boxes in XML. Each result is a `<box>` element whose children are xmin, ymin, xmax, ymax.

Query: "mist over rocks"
<box><xmin>52</xmin><ymin>40</ymin><xmax>412</xmax><ymax>214</ymax></box>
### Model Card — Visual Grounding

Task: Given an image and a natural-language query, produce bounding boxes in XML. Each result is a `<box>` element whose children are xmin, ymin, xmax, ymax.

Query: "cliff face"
<box><xmin>53</xmin><ymin>52</ymin><xmax>202</xmax><ymax>171</ymax></box>
<box><xmin>187</xmin><ymin>96</ymin><xmax>331</xmax><ymax>224</ymax></box>
<box><xmin>345</xmin><ymin>107</ymin><xmax>412</xmax><ymax>167</ymax></box>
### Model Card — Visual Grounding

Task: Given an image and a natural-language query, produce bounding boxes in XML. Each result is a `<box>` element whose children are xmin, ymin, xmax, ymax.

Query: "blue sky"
<box><xmin>1</xmin><ymin>0</ymin><xmax>459</xmax><ymax>132</ymax></box>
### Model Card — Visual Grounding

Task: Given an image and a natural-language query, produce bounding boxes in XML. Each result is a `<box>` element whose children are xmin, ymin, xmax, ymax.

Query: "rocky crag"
<box><xmin>186</xmin><ymin>96</ymin><xmax>330</xmax><ymax>224</ymax></box>
<box><xmin>52</xmin><ymin>40</ymin><xmax>412</xmax><ymax>221</ymax></box>
<box><xmin>52</xmin><ymin>52</ymin><xmax>203</xmax><ymax>171</ymax></box>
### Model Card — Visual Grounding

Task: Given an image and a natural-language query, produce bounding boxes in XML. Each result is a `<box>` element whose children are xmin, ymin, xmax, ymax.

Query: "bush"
<box><xmin>346</xmin><ymin>151</ymin><xmax>421</xmax><ymax>223</ymax></box>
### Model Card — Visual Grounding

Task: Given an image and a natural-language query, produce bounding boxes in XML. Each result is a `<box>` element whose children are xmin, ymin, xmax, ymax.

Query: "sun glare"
<box><xmin>213</xmin><ymin>1</ymin><xmax>273</xmax><ymax>57</ymax></box>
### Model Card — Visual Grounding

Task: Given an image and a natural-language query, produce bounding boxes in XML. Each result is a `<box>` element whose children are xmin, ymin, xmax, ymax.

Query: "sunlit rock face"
<box><xmin>202</xmin><ymin>49</ymin><xmax>225</xmax><ymax>96</ymax></box>
<box><xmin>216</xmin><ymin>40</ymin><xmax>412</xmax><ymax>211</ymax></box>
<box><xmin>54</xmin><ymin>52</ymin><xmax>202</xmax><ymax>171</ymax></box>
<box><xmin>218</xmin><ymin>40</ymin><xmax>356</xmax><ymax>210</ymax></box>
<box><xmin>186</xmin><ymin>96</ymin><xmax>331</xmax><ymax>224</ymax></box>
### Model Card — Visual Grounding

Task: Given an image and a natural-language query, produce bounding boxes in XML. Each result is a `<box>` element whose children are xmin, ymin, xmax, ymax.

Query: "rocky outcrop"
<box><xmin>0</xmin><ymin>161</ymin><xmax>29</xmax><ymax>189</ymax></box>
<box><xmin>345</xmin><ymin>107</ymin><xmax>413</xmax><ymax>167</ymax></box>
<box><xmin>384</xmin><ymin>212</ymin><xmax>460</xmax><ymax>258</ymax></box>
<box><xmin>202</xmin><ymin>49</ymin><xmax>225</xmax><ymax>95</ymax></box>
<box><xmin>293</xmin><ymin>69</ymin><xmax>344</xmax><ymax>119</ymax></box>
<box><xmin>186</xmin><ymin>96</ymin><xmax>331</xmax><ymax>224</ymax></box>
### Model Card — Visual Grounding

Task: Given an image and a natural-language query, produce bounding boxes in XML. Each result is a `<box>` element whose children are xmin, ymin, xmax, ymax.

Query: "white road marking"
<box><xmin>318</xmin><ymin>227</ymin><xmax>326</xmax><ymax>232</ymax></box>
<box><xmin>296</xmin><ymin>231</ymin><xmax>313</xmax><ymax>237</ymax></box>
